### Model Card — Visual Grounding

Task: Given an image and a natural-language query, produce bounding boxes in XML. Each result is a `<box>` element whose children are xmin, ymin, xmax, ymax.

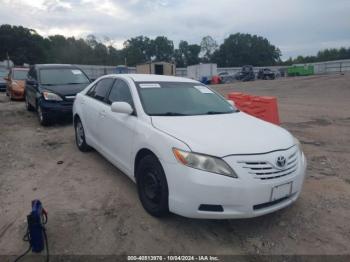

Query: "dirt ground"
<box><xmin>0</xmin><ymin>74</ymin><xmax>350</xmax><ymax>258</ymax></box>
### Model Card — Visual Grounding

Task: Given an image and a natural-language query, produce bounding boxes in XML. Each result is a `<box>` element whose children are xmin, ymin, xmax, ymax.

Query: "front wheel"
<box><xmin>136</xmin><ymin>155</ymin><xmax>169</xmax><ymax>217</ymax></box>
<box><xmin>75</xmin><ymin>118</ymin><xmax>91</xmax><ymax>152</ymax></box>
<box><xmin>37</xmin><ymin>104</ymin><xmax>51</xmax><ymax>126</ymax></box>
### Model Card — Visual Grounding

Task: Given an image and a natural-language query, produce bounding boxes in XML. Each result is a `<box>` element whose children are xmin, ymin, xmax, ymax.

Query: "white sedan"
<box><xmin>73</xmin><ymin>74</ymin><xmax>307</xmax><ymax>219</ymax></box>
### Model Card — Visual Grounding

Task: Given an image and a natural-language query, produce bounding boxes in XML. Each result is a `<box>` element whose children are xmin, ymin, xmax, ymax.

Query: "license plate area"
<box><xmin>271</xmin><ymin>182</ymin><xmax>293</xmax><ymax>201</ymax></box>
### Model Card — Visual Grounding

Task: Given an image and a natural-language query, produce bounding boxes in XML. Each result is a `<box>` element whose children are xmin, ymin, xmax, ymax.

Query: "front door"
<box><xmin>82</xmin><ymin>78</ymin><xmax>115</xmax><ymax>147</ymax></box>
<box><xmin>99</xmin><ymin>79</ymin><xmax>137</xmax><ymax>176</ymax></box>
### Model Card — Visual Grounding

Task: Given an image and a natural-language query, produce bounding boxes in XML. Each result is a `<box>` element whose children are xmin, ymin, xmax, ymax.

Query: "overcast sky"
<box><xmin>1</xmin><ymin>0</ymin><xmax>349</xmax><ymax>60</ymax></box>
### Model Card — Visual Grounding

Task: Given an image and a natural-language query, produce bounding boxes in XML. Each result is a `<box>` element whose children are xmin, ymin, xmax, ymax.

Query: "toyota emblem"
<box><xmin>276</xmin><ymin>156</ymin><xmax>287</xmax><ymax>168</ymax></box>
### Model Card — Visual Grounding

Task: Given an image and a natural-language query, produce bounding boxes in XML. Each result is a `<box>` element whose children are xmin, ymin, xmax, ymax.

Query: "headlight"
<box><xmin>42</xmin><ymin>91</ymin><xmax>63</xmax><ymax>101</ymax></box>
<box><xmin>172</xmin><ymin>148</ymin><xmax>237</xmax><ymax>178</ymax></box>
<box><xmin>294</xmin><ymin>137</ymin><xmax>303</xmax><ymax>154</ymax></box>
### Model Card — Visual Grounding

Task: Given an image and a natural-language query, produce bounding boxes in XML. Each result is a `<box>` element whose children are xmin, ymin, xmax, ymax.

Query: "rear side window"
<box><xmin>87</xmin><ymin>78</ymin><xmax>114</xmax><ymax>102</ymax></box>
<box><xmin>107</xmin><ymin>79</ymin><xmax>134</xmax><ymax>106</ymax></box>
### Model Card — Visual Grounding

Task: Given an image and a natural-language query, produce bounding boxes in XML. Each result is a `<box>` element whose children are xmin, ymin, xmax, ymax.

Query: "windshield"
<box><xmin>13</xmin><ymin>70</ymin><xmax>28</xmax><ymax>80</ymax></box>
<box><xmin>136</xmin><ymin>82</ymin><xmax>236</xmax><ymax>116</ymax></box>
<box><xmin>39</xmin><ymin>68</ymin><xmax>90</xmax><ymax>85</ymax></box>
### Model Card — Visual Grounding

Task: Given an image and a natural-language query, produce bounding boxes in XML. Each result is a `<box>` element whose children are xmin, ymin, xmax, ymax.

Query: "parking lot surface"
<box><xmin>0</xmin><ymin>74</ymin><xmax>350</xmax><ymax>256</ymax></box>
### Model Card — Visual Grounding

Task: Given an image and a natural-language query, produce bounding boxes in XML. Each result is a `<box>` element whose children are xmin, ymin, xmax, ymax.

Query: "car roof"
<box><xmin>109</xmin><ymin>74</ymin><xmax>199</xmax><ymax>83</ymax></box>
<box><xmin>34</xmin><ymin>64</ymin><xmax>78</xmax><ymax>69</ymax></box>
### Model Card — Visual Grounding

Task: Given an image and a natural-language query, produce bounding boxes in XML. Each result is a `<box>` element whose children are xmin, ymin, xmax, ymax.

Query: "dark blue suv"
<box><xmin>25</xmin><ymin>64</ymin><xmax>91</xmax><ymax>126</ymax></box>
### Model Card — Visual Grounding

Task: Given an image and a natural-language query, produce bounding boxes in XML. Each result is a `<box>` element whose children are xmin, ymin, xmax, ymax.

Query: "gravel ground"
<box><xmin>0</xmin><ymin>74</ymin><xmax>349</xmax><ymax>259</ymax></box>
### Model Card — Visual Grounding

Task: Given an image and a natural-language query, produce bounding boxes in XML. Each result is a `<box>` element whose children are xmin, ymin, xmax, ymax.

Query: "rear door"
<box><xmin>83</xmin><ymin>78</ymin><xmax>115</xmax><ymax>147</ymax></box>
<box><xmin>98</xmin><ymin>79</ymin><xmax>137</xmax><ymax>175</ymax></box>
<box><xmin>26</xmin><ymin>67</ymin><xmax>38</xmax><ymax>107</ymax></box>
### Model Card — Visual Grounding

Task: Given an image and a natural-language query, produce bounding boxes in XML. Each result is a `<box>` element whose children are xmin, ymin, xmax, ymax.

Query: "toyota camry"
<box><xmin>73</xmin><ymin>74</ymin><xmax>307</xmax><ymax>219</ymax></box>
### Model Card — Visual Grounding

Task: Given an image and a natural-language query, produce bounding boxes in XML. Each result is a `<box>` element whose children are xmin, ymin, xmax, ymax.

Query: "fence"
<box><xmin>75</xmin><ymin>59</ymin><xmax>350</xmax><ymax>79</ymax></box>
<box><xmin>0</xmin><ymin>60</ymin><xmax>14</xmax><ymax>69</ymax></box>
<box><xmin>304</xmin><ymin>59</ymin><xmax>350</xmax><ymax>75</ymax></box>
<box><xmin>74</xmin><ymin>64</ymin><xmax>136</xmax><ymax>79</ymax></box>
<box><xmin>176</xmin><ymin>66</ymin><xmax>288</xmax><ymax>78</ymax></box>
<box><xmin>177</xmin><ymin>60</ymin><xmax>350</xmax><ymax>77</ymax></box>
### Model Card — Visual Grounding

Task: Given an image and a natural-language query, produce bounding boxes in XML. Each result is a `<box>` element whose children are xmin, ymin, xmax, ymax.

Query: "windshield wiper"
<box><xmin>151</xmin><ymin>112</ymin><xmax>188</xmax><ymax>116</ymax></box>
<box><xmin>42</xmin><ymin>82</ymin><xmax>87</xmax><ymax>86</ymax></box>
<box><xmin>205</xmin><ymin>111</ymin><xmax>231</xmax><ymax>115</ymax></box>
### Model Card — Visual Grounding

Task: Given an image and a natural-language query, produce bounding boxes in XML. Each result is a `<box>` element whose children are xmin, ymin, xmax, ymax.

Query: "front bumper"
<box><xmin>39</xmin><ymin>99</ymin><xmax>74</xmax><ymax>117</ymax></box>
<box><xmin>0</xmin><ymin>83</ymin><xmax>6</xmax><ymax>91</ymax></box>
<box><xmin>164</xmin><ymin>147</ymin><xmax>307</xmax><ymax>219</ymax></box>
<box><xmin>10</xmin><ymin>89</ymin><xmax>25</xmax><ymax>99</ymax></box>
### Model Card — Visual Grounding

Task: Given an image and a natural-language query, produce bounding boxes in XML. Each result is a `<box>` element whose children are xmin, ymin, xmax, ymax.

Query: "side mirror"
<box><xmin>111</xmin><ymin>102</ymin><xmax>133</xmax><ymax>115</ymax></box>
<box><xmin>227</xmin><ymin>100</ymin><xmax>235</xmax><ymax>107</ymax></box>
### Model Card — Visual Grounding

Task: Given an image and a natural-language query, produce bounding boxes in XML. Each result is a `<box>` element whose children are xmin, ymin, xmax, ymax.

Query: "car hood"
<box><xmin>14</xmin><ymin>80</ymin><xmax>25</xmax><ymax>89</ymax></box>
<box><xmin>41</xmin><ymin>83</ymin><xmax>89</xmax><ymax>96</ymax></box>
<box><xmin>151</xmin><ymin>112</ymin><xmax>294</xmax><ymax>157</ymax></box>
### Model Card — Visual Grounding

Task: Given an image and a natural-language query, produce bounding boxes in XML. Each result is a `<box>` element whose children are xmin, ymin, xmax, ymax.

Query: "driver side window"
<box><xmin>107</xmin><ymin>79</ymin><xmax>134</xmax><ymax>107</ymax></box>
<box><xmin>87</xmin><ymin>78</ymin><xmax>114</xmax><ymax>102</ymax></box>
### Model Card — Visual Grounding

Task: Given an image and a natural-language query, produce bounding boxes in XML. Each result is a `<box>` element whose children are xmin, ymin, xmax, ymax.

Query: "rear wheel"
<box><xmin>136</xmin><ymin>155</ymin><xmax>169</xmax><ymax>217</ymax></box>
<box><xmin>25</xmin><ymin>94</ymin><xmax>35</xmax><ymax>111</ymax></box>
<box><xmin>75</xmin><ymin>118</ymin><xmax>91</xmax><ymax>152</ymax></box>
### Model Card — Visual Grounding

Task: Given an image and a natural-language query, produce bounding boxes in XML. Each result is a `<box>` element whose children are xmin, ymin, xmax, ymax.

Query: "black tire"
<box><xmin>136</xmin><ymin>155</ymin><xmax>169</xmax><ymax>217</ymax></box>
<box><xmin>74</xmin><ymin>118</ymin><xmax>91</xmax><ymax>152</ymax></box>
<box><xmin>37</xmin><ymin>104</ymin><xmax>51</xmax><ymax>126</ymax></box>
<box><xmin>25</xmin><ymin>94</ymin><xmax>35</xmax><ymax>111</ymax></box>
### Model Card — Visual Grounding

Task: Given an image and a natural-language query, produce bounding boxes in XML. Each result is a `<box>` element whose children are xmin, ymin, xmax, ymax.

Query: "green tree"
<box><xmin>213</xmin><ymin>33</ymin><xmax>281</xmax><ymax>67</ymax></box>
<box><xmin>0</xmin><ymin>24</ymin><xmax>47</xmax><ymax>65</ymax></box>
<box><xmin>174</xmin><ymin>41</ymin><xmax>200</xmax><ymax>67</ymax></box>
<box><xmin>281</xmin><ymin>47</ymin><xmax>350</xmax><ymax>65</ymax></box>
<box><xmin>151</xmin><ymin>36</ymin><xmax>174</xmax><ymax>62</ymax></box>
<box><xmin>123</xmin><ymin>36</ymin><xmax>153</xmax><ymax>66</ymax></box>
<box><xmin>200</xmin><ymin>36</ymin><xmax>218</xmax><ymax>62</ymax></box>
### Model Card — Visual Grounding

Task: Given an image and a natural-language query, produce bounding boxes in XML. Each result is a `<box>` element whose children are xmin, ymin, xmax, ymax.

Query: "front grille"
<box><xmin>239</xmin><ymin>151</ymin><xmax>298</xmax><ymax>180</ymax></box>
<box><xmin>253</xmin><ymin>194</ymin><xmax>295</xmax><ymax>210</ymax></box>
<box><xmin>198</xmin><ymin>204</ymin><xmax>224</xmax><ymax>212</ymax></box>
<box><xmin>60</xmin><ymin>100</ymin><xmax>74</xmax><ymax>107</ymax></box>
<box><xmin>65</xmin><ymin>95</ymin><xmax>76</xmax><ymax>101</ymax></box>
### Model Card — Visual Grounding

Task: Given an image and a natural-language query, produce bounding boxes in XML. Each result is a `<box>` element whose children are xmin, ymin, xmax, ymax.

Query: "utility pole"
<box><xmin>6</xmin><ymin>52</ymin><xmax>10</xmax><ymax>69</ymax></box>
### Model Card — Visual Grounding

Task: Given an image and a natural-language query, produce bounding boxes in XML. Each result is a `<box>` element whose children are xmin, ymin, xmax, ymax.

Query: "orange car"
<box><xmin>5</xmin><ymin>67</ymin><xmax>29</xmax><ymax>100</ymax></box>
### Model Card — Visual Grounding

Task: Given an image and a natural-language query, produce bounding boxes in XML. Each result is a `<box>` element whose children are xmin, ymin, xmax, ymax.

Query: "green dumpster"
<box><xmin>287</xmin><ymin>65</ymin><xmax>314</xmax><ymax>76</ymax></box>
